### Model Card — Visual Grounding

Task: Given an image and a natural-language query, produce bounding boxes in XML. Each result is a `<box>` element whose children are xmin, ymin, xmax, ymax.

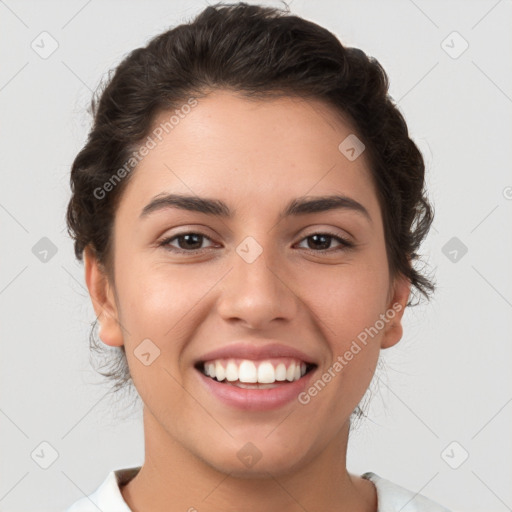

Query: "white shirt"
<box><xmin>64</xmin><ymin>467</ymin><xmax>452</xmax><ymax>512</ymax></box>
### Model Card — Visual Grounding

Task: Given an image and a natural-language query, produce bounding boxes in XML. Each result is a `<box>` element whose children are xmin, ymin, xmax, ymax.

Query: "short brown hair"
<box><xmin>66</xmin><ymin>2</ymin><xmax>435</xmax><ymax>404</ymax></box>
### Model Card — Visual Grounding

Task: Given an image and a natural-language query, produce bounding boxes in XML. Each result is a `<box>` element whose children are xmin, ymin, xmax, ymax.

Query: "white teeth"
<box><xmin>257</xmin><ymin>362</ymin><xmax>276</xmax><ymax>384</ymax></box>
<box><xmin>215</xmin><ymin>361</ymin><xmax>226</xmax><ymax>382</ymax></box>
<box><xmin>275</xmin><ymin>363</ymin><xmax>287</xmax><ymax>381</ymax></box>
<box><xmin>206</xmin><ymin>362</ymin><xmax>215</xmax><ymax>377</ymax></box>
<box><xmin>203</xmin><ymin>359</ymin><xmax>310</xmax><ymax>384</ymax></box>
<box><xmin>238</xmin><ymin>360</ymin><xmax>257</xmax><ymax>383</ymax></box>
<box><xmin>286</xmin><ymin>363</ymin><xmax>296</xmax><ymax>382</ymax></box>
<box><xmin>225</xmin><ymin>360</ymin><xmax>238</xmax><ymax>381</ymax></box>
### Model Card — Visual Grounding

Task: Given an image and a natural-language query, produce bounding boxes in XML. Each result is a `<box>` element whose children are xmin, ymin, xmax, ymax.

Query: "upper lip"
<box><xmin>196</xmin><ymin>342</ymin><xmax>318</xmax><ymax>365</ymax></box>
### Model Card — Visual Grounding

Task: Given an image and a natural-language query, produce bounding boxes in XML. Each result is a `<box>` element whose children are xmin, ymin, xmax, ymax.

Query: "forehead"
<box><xmin>119</xmin><ymin>89</ymin><xmax>380</xmax><ymax>222</ymax></box>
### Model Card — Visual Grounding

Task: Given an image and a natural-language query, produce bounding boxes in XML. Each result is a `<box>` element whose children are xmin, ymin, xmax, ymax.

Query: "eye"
<box><xmin>158</xmin><ymin>231</ymin><xmax>354</xmax><ymax>255</ymax></box>
<box><xmin>159</xmin><ymin>232</ymin><xmax>217</xmax><ymax>253</ymax></box>
<box><xmin>296</xmin><ymin>232</ymin><xmax>354</xmax><ymax>252</ymax></box>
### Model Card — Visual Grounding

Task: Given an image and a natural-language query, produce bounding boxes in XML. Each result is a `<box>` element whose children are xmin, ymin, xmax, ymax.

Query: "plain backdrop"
<box><xmin>1</xmin><ymin>1</ymin><xmax>511</xmax><ymax>511</ymax></box>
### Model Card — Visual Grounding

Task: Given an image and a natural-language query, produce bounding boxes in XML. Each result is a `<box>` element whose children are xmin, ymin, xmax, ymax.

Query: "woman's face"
<box><xmin>86</xmin><ymin>89</ymin><xmax>409</xmax><ymax>477</ymax></box>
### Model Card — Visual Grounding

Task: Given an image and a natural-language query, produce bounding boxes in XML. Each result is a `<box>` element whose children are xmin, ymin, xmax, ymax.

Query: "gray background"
<box><xmin>1</xmin><ymin>0</ymin><xmax>511</xmax><ymax>511</ymax></box>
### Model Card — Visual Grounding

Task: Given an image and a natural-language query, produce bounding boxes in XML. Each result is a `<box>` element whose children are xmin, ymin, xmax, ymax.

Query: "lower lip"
<box><xmin>196</xmin><ymin>368</ymin><xmax>316</xmax><ymax>411</ymax></box>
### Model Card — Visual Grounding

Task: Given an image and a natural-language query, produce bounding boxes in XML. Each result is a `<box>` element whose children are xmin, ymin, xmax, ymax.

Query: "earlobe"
<box><xmin>380</xmin><ymin>274</ymin><xmax>411</xmax><ymax>350</ymax></box>
<box><xmin>83</xmin><ymin>246</ymin><xmax>124</xmax><ymax>347</ymax></box>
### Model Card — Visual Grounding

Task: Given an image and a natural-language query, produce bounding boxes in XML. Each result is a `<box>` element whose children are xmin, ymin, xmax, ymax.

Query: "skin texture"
<box><xmin>84</xmin><ymin>89</ymin><xmax>410</xmax><ymax>511</ymax></box>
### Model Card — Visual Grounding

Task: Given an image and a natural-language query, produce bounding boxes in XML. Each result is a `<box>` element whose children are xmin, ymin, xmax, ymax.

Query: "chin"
<box><xmin>200</xmin><ymin>441</ymin><xmax>310</xmax><ymax>480</ymax></box>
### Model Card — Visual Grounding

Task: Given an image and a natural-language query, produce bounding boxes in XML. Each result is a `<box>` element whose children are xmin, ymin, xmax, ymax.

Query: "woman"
<box><xmin>64</xmin><ymin>2</ymin><xmax>450</xmax><ymax>511</ymax></box>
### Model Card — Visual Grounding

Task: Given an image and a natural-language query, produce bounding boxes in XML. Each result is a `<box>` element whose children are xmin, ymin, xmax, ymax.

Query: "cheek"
<box><xmin>294</xmin><ymin>256</ymin><xmax>389</xmax><ymax>405</ymax></box>
<box><xmin>114</xmin><ymin>254</ymin><xmax>220</xmax><ymax>346</ymax></box>
<box><xmin>296</xmin><ymin>257</ymin><xmax>390</xmax><ymax>346</ymax></box>
<box><xmin>112</xmin><ymin>261</ymin><xmax>202</xmax><ymax>406</ymax></box>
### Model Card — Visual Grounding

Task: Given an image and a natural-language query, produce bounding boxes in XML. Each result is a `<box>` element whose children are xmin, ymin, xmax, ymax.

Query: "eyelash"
<box><xmin>158</xmin><ymin>231</ymin><xmax>355</xmax><ymax>255</ymax></box>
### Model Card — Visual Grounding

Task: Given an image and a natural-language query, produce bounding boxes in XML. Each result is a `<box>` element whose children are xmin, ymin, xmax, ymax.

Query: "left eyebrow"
<box><xmin>282</xmin><ymin>195</ymin><xmax>372</xmax><ymax>223</ymax></box>
<box><xmin>139</xmin><ymin>193</ymin><xmax>372</xmax><ymax>223</ymax></box>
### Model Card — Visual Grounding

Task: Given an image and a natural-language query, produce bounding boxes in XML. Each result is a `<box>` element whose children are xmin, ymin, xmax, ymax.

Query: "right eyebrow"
<box><xmin>140</xmin><ymin>194</ymin><xmax>231</xmax><ymax>219</ymax></box>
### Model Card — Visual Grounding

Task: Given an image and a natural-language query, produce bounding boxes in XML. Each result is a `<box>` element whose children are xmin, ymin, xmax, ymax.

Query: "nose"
<box><xmin>216</xmin><ymin>242</ymin><xmax>298</xmax><ymax>330</ymax></box>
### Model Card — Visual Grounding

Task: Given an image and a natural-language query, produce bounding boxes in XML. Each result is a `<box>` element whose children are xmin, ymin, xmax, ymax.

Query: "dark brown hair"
<box><xmin>66</xmin><ymin>2</ymin><xmax>435</xmax><ymax>409</ymax></box>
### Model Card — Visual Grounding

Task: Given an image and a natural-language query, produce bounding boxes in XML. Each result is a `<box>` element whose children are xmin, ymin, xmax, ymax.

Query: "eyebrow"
<box><xmin>139</xmin><ymin>193</ymin><xmax>371</xmax><ymax>223</ymax></box>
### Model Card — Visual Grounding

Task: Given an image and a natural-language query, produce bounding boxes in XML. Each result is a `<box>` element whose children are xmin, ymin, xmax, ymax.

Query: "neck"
<box><xmin>121</xmin><ymin>406</ymin><xmax>377</xmax><ymax>512</ymax></box>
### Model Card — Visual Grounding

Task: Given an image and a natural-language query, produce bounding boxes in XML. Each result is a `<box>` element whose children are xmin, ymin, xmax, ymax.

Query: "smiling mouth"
<box><xmin>195</xmin><ymin>358</ymin><xmax>317</xmax><ymax>389</ymax></box>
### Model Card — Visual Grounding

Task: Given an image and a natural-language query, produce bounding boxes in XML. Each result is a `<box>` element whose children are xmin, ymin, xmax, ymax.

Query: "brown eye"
<box><xmin>159</xmin><ymin>232</ymin><xmax>216</xmax><ymax>252</ymax></box>
<box><xmin>296</xmin><ymin>233</ymin><xmax>353</xmax><ymax>252</ymax></box>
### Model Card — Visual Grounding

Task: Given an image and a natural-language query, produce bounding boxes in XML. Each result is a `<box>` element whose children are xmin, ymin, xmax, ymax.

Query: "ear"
<box><xmin>83</xmin><ymin>246</ymin><xmax>124</xmax><ymax>347</ymax></box>
<box><xmin>380</xmin><ymin>273</ymin><xmax>411</xmax><ymax>350</ymax></box>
